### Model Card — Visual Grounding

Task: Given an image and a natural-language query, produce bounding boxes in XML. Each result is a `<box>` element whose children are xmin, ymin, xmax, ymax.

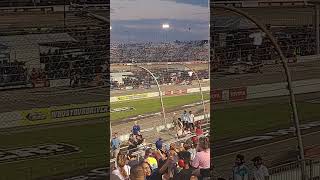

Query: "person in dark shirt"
<box><xmin>174</xmin><ymin>151</ymin><xmax>194</xmax><ymax>180</ymax></box>
<box><xmin>155</xmin><ymin>137</ymin><xmax>163</xmax><ymax>150</ymax></box>
<box><xmin>132</xmin><ymin>121</ymin><xmax>141</xmax><ymax>136</ymax></box>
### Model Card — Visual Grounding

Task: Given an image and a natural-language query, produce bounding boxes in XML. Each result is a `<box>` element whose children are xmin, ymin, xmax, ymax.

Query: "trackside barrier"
<box><xmin>247</xmin><ymin>78</ymin><xmax>320</xmax><ymax>100</ymax></box>
<box><xmin>269</xmin><ymin>159</ymin><xmax>320</xmax><ymax>180</ymax></box>
<box><xmin>110</xmin><ymin>86</ymin><xmax>210</xmax><ymax>103</ymax></box>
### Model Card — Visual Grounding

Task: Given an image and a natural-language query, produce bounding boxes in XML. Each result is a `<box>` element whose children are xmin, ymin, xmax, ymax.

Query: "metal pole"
<box><xmin>136</xmin><ymin>65</ymin><xmax>167</xmax><ymax>127</ymax></box>
<box><xmin>64</xmin><ymin>0</ymin><xmax>66</xmax><ymax>29</ymax></box>
<box><xmin>213</xmin><ymin>5</ymin><xmax>306</xmax><ymax>180</ymax></box>
<box><xmin>316</xmin><ymin>4</ymin><xmax>320</xmax><ymax>54</ymax></box>
<box><xmin>181</xmin><ymin>64</ymin><xmax>207</xmax><ymax>120</ymax></box>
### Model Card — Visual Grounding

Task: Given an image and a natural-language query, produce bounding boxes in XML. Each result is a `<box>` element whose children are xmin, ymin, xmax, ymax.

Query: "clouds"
<box><xmin>111</xmin><ymin>0</ymin><xmax>208</xmax><ymax>21</ymax></box>
<box><xmin>111</xmin><ymin>0</ymin><xmax>209</xmax><ymax>43</ymax></box>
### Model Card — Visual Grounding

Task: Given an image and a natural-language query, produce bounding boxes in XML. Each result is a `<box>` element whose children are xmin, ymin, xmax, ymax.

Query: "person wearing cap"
<box><xmin>231</xmin><ymin>154</ymin><xmax>250</xmax><ymax>180</ymax></box>
<box><xmin>251</xmin><ymin>156</ymin><xmax>269</xmax><ymax>180</ymax></box>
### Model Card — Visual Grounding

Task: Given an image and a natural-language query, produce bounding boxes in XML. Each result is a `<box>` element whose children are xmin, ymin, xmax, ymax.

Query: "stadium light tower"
<box><xmin>212</xmin><ymin>5</ymin><xmax>307</xmax><ymax>180</ymax></box>
<box><xmin>162</xmin><ymin>23</ymin><xmax>170</xmax><ymax>72</ymax></box>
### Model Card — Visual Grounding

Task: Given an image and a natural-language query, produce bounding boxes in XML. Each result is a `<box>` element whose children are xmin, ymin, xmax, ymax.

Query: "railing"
<box><xmin>269</xmin><ymin>159</ymin><xmax>320</xmax><ymax>180</ymax></box>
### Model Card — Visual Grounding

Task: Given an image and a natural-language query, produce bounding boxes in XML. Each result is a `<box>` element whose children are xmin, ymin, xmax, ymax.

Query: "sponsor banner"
<box><xmin>33</xmin><ymin>80</ymin><xmax>47</xmax><ymax>88</ymax></box>
<box><xmin>229</xmin><ymin>87</ymin><xmax>247</xmax><ymax>101</ymax></box>
<box><xmin>110</xmin><ymin>107</ymin><xmax>135</xmax><ymax>113</ymax></box>
<box><xmin>49</xmin><ymin>78</ymin><xmax>70</xmax><ymax>87</ymax></box>
<box><xmin>0</xmin><ymin>143</ymin><xmax>80</xmax><ymax>164</ymax></box>
<box><xmin>165</xmin><ymin>91</ymin><xmax>173</xmax><ymax>96</ymax></box>
<box><xmin>211</xmin><ymin>90</ymin><xmax>223</xmax><ymax>102</ymax></box>
<box><xmin>222</xmin><ymin>89</ymin><xmax>229</xmax><ymax>101</ymax></box>
<box><xmin>19</xmin><ymin>102</ymin><xmax>108</xmax><ymax>126</ymax></box>
<box><xmin>116</xmin><ymin>93</ymin><xmax>149</xmax><ymax>101</ymax></box>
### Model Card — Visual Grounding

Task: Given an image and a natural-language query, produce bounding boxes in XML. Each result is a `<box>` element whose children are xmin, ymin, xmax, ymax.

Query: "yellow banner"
<box><xmin>19</xmin><ymin>102</ymin><xmax>109</xmax><ymax>126</ymax></box>
<box><xmin>116</xmin><ymin>93</ymin><xmax>149</xmax><ymax>101</ymax></box>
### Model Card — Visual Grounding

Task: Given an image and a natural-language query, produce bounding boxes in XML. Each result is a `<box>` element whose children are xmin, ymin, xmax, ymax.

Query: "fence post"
<box><xmin>309</xmin><ymin>159</ymin><xmax>313</xmax><ymax>180</ymax></box>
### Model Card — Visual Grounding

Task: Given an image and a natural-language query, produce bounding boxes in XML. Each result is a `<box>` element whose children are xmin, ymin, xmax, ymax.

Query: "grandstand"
<box><xmin>0</xmin><ymin>3</ymin><xmax>108</xmax><ymax>89</ymax></box>
<box><xmin>211</xmin><ymin>1</ymin><xmax>320</xmax><ymax>179</ymax></box>
<box><xmin>0</xmin><ymin>2</ymin><xmax>109</xmax><ymax>179</ymax></box>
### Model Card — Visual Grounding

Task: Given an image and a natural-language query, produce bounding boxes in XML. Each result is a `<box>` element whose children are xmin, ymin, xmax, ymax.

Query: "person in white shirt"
<box><xmin>181</xmin><ymin>110</ymin><xmax>188</xmax><ymax>129</ymax></box>
<box><xmin>112</xmin><ymin>153</ymin><xmax>131</xmax><ymax>180</ymax></box>
<box><xmin>249</xmin><ymin>32</ymin><xmax>266</xmax><ymax>47</ymax></box>
<box><xmin>189</xmin><ymin>111</ymin><xmax>195</xmax><ymax>130</ymax></box>
<box><xmin>251</xmin><ymin>156</ymin><xmax>269</xmax><ymax>180</ymax></box>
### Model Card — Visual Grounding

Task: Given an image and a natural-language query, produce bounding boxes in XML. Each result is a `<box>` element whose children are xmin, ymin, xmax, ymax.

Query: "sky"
<box><xmin>111</xmin><ymin>0</ymin><xmax>209</xmax><ymax>43</ymax></box>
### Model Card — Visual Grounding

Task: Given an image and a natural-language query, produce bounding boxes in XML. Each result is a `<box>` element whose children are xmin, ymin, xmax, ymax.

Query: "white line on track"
<box><xmin>215</xmin><ymin>130</ymin><xmax>320</xmax><ymax>158</ymax></box>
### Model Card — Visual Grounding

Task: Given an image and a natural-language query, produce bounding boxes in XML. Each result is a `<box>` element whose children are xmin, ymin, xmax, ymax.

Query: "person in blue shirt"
<box><xmin>132</xmin><ymin>121</ymin><xmax>141</xmax><ymax>136</ymax></box>
<box><xmin>231</xmin><ymin>154</ymin><xmax>250</xmax><ymax>180</ymax></box>
<box><xmin>111</xmin><ymin>132</ymin><xmax>121</xmax><ymax>159</ymax></box>
<box><xmin>155</xmin><ymin>138</ymin><xmax>163</xmax><ymax>151</ymax></box>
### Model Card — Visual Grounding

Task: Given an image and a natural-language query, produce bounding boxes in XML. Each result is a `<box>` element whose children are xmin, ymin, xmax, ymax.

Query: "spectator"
<box><xmin>175</xmin><ymin>118</ymin><xmax>185</xmax><ymax>139</ymax></box>
<box><xmin>174</xmin><ymin>151</ymin><xmax>195</xmax><ymax>180</ymax></box>
<box><xmin>231</xmin><ymin>154</ymin><xmax>250</xmax><ymax>180</ymax></box>
<box><xmin>129</xmin><ymin>164</ymin><xmax>145</xmax><ymax>180</ymax></box>
<box><xmin>159</xmin><ymin>150</ymin><xmax>178</xmax><ymax>180</ymax></box>
<box><xmin>142</xmin><ymin>161</ymin><xmax>161</xmax><ymax>180</ymax></box>
<box><xmin>144</xmin><ymin>148</ymin><xmax>158</xmax><ymax>171</ymax></box>
<box><xmin>132</xmin><ymin>121</ymin><xmax>141</xmax><ymax>136</ymax></box>
<box><xmin>190</xmin><ymin>175</ymin><xmax>199</xmax><ymax>180</ymax></box>
<box><xmin>191</xmin><ymin>137</ymin><xmax>210</xmax><ymax>179</ymax></box>
<box><xmin>156</xmin><ymin>137</ymin><xmax>163</xmax><ymax>151</ymax></box>
<box><xmin>184</xmin><ymin>140</ymin><xmax>196</xmax><ymax>161</ymax></box>
<box><xmin>181</xmin><ymin>110</ymin><xmax>189</xmax><ymax>129</ymax></box>
<box><xmin>111</xmin><ymin>132</ymin><xmax>121</xmax><ymax>159</ymax></box>
<box><xmin>189</xmin><ymin>111</ymin><xmax>195</xmax><ymax>130</ymax></box>
<box><xmin>128</xmin><ymin>134</ymin><xmax>138</xmax><ymax>154</ymax></box>
<box><xmin>112</xmin><ymin>153</ymin><xmax>131</xmax><ymax>180</ymax></box>
<box><xmin>195</xmin><ymin>124</ymin><xmax>204</xmax><ymax>137</ymax></box>
<box><xmin>251</xmin><ymin>156</ymin><xmax>269</xmax><ymax>180</ymax></box>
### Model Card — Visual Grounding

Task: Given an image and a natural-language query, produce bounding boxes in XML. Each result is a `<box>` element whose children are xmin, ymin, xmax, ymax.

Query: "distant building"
<box><xmin>110</xmin><ymin>72</ymin><xmax>133</xmax><ymax>85</ymax></box>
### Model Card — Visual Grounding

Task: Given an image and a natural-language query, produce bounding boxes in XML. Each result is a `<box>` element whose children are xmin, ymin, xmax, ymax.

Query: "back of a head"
<box><xmin>130</xmin><ymin>164</ymin><xmax>145</xmax><ymax>180</ymax></box>
<box><xmin>199</xmin><ymin>136</ymin><xmax>210</xmax><ymax>150</ymax></box>
<box><xmin>236</xmin><ymin>154</ymin><xmax>245</xmax><ymax>161</ymax></box>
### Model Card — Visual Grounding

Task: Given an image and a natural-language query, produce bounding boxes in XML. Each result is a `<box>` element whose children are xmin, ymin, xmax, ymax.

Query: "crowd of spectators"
<box><xmin>39</xmin><ymin>27</ymin><xmax>107</xmax><ymax>85</ymax></box>
<box><xmin>0</xmin><ymin>60</ymin><xmax>28</xmax><ymax>86</ymax></box>
<box><xmin>111</xmin><ymin>41</ymin><xmax>209</xmax><ymax>63</ymax></box>
<box><xmin>212</xmin><ymin>26</ymin><xmax>316</xmax><ymax>71</ymax></box>
<box><xmin>110</xmin><ymin>111</ymin><xmax>210</xmax><ymax>180</ymax></box>
<box><xmin>111</xmin><ymin>69</ymin><xmax>208</xmax><ymax>90</ymax></box>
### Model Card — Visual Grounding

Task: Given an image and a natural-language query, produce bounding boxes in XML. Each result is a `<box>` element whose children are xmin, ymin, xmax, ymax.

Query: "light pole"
<box><xmin>135</xmin><ymin>65</ymin><xmax>167</xmax><ymax>127</ymax></box>
<box><xmin>162</xmin><ymin>23</ymin><xmax>170</xmax><ymax>72</ymax></box>
<box><xmin>212</xmin><ymin>5</ymin><xmax>306</xmax><ymax>179</ymax></box>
